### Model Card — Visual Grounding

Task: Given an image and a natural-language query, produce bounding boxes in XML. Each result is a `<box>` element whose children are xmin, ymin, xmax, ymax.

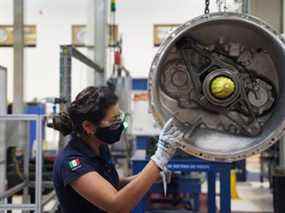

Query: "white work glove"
<box><xmin>151</xmin><ymin>118</ymin><xmax>184</xmax><ymax>170</ymax></box>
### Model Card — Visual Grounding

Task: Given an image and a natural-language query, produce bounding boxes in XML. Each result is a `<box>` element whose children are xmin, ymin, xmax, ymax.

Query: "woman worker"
<box><xmin>51</xmin><ymin>86</ymin><xmax>184</xmax><ymax>213</ymax></box>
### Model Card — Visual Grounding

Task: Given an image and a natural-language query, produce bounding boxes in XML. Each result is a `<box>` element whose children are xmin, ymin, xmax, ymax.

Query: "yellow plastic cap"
<box><xmin>210</xmin><ymin>76</ymin><xmax>235</xmax><ymax>99</ymax></box>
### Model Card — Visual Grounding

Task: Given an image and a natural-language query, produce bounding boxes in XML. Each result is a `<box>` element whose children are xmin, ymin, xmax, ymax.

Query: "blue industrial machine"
<box><xmin>132</xmin><ymin>136</ymin><xmax>232</xmax><ymax>213</ymax></box>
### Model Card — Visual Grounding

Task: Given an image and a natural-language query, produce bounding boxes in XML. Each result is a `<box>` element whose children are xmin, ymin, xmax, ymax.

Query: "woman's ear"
<box><xmin>82</xmin><ymin>121</ymin><xmax>96</xmax><ymax>135</ymax></box>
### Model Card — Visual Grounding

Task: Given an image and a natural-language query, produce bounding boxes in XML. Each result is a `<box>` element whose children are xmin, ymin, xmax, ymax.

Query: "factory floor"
<box><xmin>201</xmin><ymin>155</ymin><xmax>273</xmax><ymax>213</ymax></box>
<box><xmin>231</xmin><ymin>155</ymin><xmax>273</xmax><ymax>213</ymax></box>
<box><xmin>213</xmin><ymin>182</ymin><xmax>273</xmax><ymax>213</ymax></box>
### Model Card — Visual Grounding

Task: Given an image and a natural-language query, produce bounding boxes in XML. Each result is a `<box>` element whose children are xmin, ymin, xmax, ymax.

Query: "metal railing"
<box><xmin>0</xmin><ymin>114</ymin><xmax>56</xmax><ymax>212</ymax></box>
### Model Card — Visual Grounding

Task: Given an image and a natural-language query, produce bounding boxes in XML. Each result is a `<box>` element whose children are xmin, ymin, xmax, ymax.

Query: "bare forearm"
<box><xmin>72</xmin><ymin>161</ymin><xmax>161</xmax><ymax>213</ymax></box>
<box><xmin>119</xmin><ymin>174</ymin><xmax>138</xmax><ymax>188</ymax></box>
<box><xmin>112</xmin><ymin>160</ymin><xmax>160</xmax><ymax>212</ymax></box>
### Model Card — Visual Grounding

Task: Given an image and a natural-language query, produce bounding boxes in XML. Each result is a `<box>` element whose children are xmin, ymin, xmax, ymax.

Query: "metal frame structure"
<box><xmin>94</xmin><ymin>0</ymin><xmax>108</xmax><ymax>86</ymax></box>
<box><xmin>59</xmin><ymin>45</ymin><xmax>104</xmax><ymax>105</ymax></box>
<box><xmin>0</xmin><ymin>115</ymin><xmax>47</xmax><ymax>212</ymax></box>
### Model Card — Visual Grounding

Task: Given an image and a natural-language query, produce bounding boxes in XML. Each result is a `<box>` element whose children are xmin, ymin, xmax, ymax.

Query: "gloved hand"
<box><xmin>151</xmin><ymin>117</ymin><xmax>184</xmax><ymax>170</ymax></box>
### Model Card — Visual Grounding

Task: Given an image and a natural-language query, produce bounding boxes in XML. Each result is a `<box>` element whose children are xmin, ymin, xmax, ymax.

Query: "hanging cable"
<box><xmin>107</xmin><ymin>0</ymin><xmax>118</xmax><ymax>77</ymax></box>
<box><xmin>111</xmin><ymin>0</ymin><xmax>117</xmax><ymax>48</ymax></box>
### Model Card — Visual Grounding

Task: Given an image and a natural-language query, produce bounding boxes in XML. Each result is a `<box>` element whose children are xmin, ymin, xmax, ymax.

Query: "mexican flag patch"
<box><xmin>69</xmin><ymin>159</ymin><xmax>81</xmax><ymax>170</ymax></box>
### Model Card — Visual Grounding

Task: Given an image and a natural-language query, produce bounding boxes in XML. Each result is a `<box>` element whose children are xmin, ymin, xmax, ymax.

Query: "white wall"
<box><xmin>0</xmin><ymin>0</ymin><xmax>222</xmax><ymax>102</ymax></box>
<box><xmin>0</xmin><ymin>0</ymin><xmax>90</xmax><ymax>102</ymax></box>
<box><xmin>116</xmin><ymin>0</ymin><xmax>217</xmax><ymax>78</ymax></box>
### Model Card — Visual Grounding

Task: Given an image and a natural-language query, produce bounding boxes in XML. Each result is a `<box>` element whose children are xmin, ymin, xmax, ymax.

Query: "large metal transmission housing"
<box><xmin>149</xmin><ymin>12</ymin><xmax>285</xmax><ymax>162</ymax></box>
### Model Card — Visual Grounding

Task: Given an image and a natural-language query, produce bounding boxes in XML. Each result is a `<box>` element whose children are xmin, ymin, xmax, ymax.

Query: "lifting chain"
<box><xmin>204</xmin><ymin>0</ymin><xmax>210</xmax><ymax>14</ymax></box>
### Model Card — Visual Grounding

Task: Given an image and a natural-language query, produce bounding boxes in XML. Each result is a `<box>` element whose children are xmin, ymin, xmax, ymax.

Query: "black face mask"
<box><xmin>95</xmin><ymin>122</ymin><xmax>125</xmax><ymax>144</ymax></box>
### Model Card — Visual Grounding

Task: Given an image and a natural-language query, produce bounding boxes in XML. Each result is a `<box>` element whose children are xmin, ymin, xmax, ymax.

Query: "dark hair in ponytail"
<box><xmin>48</xmin><ymin>86</ymin><xmax>118</xmax><ymax>136</ymax></box>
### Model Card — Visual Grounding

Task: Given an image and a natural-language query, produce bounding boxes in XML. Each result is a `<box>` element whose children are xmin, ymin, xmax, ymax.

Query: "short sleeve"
<box><xmin>61</xmin><ymin>156</ymin><xmax>97</xmax><ymax>186</ymax></box>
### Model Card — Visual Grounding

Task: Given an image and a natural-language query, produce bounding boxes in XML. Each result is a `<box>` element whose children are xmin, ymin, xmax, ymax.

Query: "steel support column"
<box><xmin>86</xmin><ymin>0</ymin><xmax>96</xmax><ymax>86</ymax></box>
<box><xmin>242</xmin><ymin>0</ymin><xmax>251</xmax><ymax>13</ymax></box>
<box><xmin>13</xmin><ymin>0</ymin><xmax>24</xmax><ymax>114</ymax></box>
<box><xmin>94</xmin><ymin>0</ymin><xmax>108</xmax><ymax>86</ymax></box>
<box><xmin>60</xmin><ymin>47</ymin><xmax>72</xmax><ymax>105</ymax></box>
<box><xmin>14</xmin><ymin>0</ymin><xmax>29</xmax><ymax>201</ymax></box>
<box><xmin>0</xmin><ymin>66</ymin><xmax>7</xmax><ymax>212</ymax></box>
<box><xmin>35</xmin><ymin>116</ymin><xmax>43</xmax><ymax>213</ymax></box>
<box><xmin>277</xmin><ymin>0</ymin><xmax>285</xmax><ymax>172</ymax></box>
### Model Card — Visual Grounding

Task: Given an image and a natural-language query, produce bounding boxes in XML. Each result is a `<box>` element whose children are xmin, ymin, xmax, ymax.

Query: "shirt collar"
<box><xmin>69</xmin><ymin>134</ymin><xmax>98</xmax><ymax>158</ymax></box>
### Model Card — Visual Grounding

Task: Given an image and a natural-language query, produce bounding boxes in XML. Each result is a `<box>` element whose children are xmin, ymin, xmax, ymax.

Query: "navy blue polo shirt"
<box><xmin>53</xmin><ymin>134</ymin><xmax>119</xmax><ymax>213</ymax></box>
